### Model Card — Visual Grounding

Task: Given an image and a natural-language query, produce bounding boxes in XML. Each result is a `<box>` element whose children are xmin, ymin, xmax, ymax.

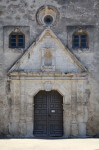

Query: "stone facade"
<box><xmin>0</xmin><ymin>0</ymin><xmax>99</xmax><ymax>137</ymax></box>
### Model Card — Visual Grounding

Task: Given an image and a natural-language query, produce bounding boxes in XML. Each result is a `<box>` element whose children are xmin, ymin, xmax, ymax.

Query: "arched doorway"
<box><xmin>33</xmin><ymin>90</ymin><xmax>63</xmax><ymax>137</ymax></box>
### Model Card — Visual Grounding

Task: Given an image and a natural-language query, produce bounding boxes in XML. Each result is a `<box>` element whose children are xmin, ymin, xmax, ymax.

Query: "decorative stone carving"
<box><xmin>14</xmin><ymin>28</ymin><xmax>21</xmax><ymax>33</ymax></box>
<box><xmin>36</xmin><ymin>5</ymin><xmax>59</xmax><ymax>26</ymax></box>
<box><xmin>78</xmin><ymin>29</ymin><xmax>83</xmax><ymax>33</ymax></box>
<box><xmin>44</xmin><ymin>81</ymin><xmax>52</xmax><ymax>91</ymax></box>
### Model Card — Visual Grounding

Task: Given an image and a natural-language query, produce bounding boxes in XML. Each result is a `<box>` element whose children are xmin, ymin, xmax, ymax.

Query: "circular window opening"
<box><xmin>44</xmin><ymin>15</ymin><xmax>53</xmax><ymax>25</ymax></box>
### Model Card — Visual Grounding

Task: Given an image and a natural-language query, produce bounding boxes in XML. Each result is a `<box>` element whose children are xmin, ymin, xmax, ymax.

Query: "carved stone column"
<box><xmin>71</xmin><ymin>80</ymin><xmax>78</xmax><ymax>136</ymax></box>
<box><xmin>19</xmin><ymin>77</ymin><xmax>26</xmax><ymax>136</ymax></box>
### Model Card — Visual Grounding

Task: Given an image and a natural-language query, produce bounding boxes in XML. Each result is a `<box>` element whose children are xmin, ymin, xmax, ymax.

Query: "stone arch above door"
<box><xmin>28</xmin><ymin>81</ymin><xmax>66</xmax><ymax>97</ymax></box>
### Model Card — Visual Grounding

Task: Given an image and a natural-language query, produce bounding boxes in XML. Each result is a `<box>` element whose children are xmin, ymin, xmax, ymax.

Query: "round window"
<box><xmin>44</xmin><ymin>15</ymin><xmax>53</xmax><ymax>25</ymax></box>
<box><xmin>36</xmin><ymin>6</ymin><xmax>59</xmax><ymax>26</ymax></box>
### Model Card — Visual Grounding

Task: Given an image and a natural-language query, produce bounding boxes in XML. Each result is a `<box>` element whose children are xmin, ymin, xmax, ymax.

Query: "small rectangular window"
<box><xmin>9</xmin><ymin>32</ymin><xmax>25</xmax><ymax>48</ymax></box>
<box><xmin>72</xmin><ymin>32</ymin><xmax>88</xmax><ymax>49</ymax></box>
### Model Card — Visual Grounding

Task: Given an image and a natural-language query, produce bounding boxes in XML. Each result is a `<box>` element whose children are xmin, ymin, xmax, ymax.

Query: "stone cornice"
<box><xmin>8</xmin><ymin>72</ymin><xmax>88</xmax><ymax>80</ymax></box>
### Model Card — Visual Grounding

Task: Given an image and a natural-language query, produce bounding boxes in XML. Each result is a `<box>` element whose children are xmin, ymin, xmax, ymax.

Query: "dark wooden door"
<box><xmin>34</xmin><ymin>90</ymin><xmax>63</xmax><ymax>137</ymax></box>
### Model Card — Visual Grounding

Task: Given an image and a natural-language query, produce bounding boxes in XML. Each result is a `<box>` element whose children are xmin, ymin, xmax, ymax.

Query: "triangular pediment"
<box><xmin>8</xmin><ymin>28</ymin><xmax>87</xmax><ymax>75</ymax></box>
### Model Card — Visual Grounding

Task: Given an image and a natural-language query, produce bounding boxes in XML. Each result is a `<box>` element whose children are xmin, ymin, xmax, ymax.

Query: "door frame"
<box><xmin>33</xmin><ymin>89</ymin><xmax>65</xmax><ymax>137</ymax></box>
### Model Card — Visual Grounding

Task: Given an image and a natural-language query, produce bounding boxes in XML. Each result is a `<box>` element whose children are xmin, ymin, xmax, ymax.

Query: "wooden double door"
<box><xmin>34</xmin><ymin>90</ymin><xmax>63</xmax><ymax>137</ymax></box>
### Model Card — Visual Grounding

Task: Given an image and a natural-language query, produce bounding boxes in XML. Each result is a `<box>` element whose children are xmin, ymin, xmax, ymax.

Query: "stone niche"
<box><xmin>41</xmin><ymin>48</ymin><xmax>55</xmax><ymax>72</ymax></box>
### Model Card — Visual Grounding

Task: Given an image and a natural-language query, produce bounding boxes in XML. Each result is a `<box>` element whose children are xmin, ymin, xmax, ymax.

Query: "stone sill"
<box><xmin>8</xmin><ymin>48</ymin><xmax>25</xmax><ymax>53</ymax></box>
<box><xmin>71</xmin><ymin>49</ymin><xmax>93</xmax><ymax>54</ymax></box>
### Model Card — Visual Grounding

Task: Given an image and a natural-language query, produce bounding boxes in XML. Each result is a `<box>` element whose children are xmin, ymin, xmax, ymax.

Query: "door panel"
<box><xmin>34</xmin><ymin>91</ymin><xmax>47</xmax><ymax>136</ymax></box>
<box><xmin>34</xmin><ymin>90</ymin><xmax>63</xmax><ymax>137</ymax></box>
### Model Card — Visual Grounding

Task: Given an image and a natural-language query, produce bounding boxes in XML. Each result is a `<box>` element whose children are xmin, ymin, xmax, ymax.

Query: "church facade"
<box><xmin>0</xmin><ymin>0</ymin><xmax>99</xmax><ymax>137</ymax></box>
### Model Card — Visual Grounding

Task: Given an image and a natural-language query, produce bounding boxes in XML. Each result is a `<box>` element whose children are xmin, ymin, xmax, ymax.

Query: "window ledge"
<box><xmin>8</xmin><ymin>48</ymin><xmax>25</xmax><ymax>53</ymax></box>
<box><xmin>71</xmin><ymin>48</ymin><xmax>92</xmax><ymax>53</ymax></box>
<box><xmin>72</xmin><ymin>47</ymin><xmax>89</xmax><ymax>50</ymax></box>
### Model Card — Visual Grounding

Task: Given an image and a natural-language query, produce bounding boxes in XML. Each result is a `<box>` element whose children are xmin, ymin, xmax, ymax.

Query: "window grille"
<box><xmin>9</xmin><ymin>32</ymin><xmax>25</xmax><ymax>48</ymax></box>
<box><xmin>72</xmin><ymin>32</ymin><xmax>88</xmax><ymax>49</ymax></box>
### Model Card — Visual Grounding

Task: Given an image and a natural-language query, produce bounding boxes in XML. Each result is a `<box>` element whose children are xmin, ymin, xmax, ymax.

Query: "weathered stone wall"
<box><xmin>0</xmin><ymin>0</ymin><xmax>99</xmax><ymax>137</ymax></box>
